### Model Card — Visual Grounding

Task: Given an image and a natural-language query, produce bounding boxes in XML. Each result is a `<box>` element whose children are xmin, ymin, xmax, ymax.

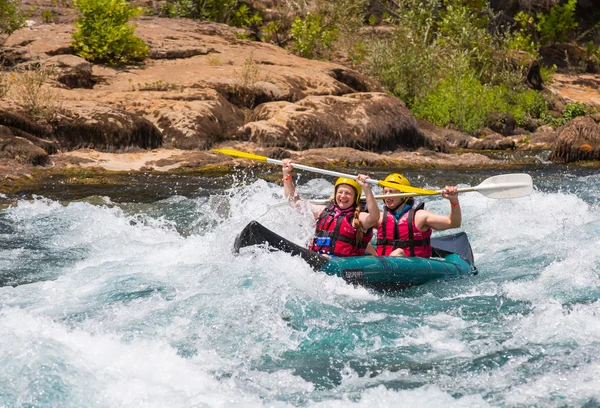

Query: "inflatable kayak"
<box><xmin>234</xmin><ymin>221</ymin><xmax>477</xmax><ymax>291</ymax></box>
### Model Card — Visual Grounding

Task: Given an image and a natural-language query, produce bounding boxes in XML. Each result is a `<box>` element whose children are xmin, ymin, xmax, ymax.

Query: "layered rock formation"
<box><xmin>0</xmin><ymin>14</ymin><xmax>599</xmax><ymax>178</ymax></box>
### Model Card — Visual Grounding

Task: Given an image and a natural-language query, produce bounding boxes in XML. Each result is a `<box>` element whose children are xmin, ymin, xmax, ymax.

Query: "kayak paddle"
<box><xmin>309</xmin><ymin>173</ymin><xmax>533</xmax><ymax>204</ymax></box>
<box><xmin>211</xmin><ymin>148</ymin><xmax>438</xmax><ymax>195</ymax></box>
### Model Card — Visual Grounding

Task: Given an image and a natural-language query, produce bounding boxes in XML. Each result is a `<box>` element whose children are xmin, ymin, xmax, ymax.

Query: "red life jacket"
<box><xmin>309</xmin><ymin>201</ymin><xmax>373</xmax><ymax>257</ymax></box>
<box><xmin>376</xmin><ymin>202</ymin><xmax>432</xmax><ymax>257</ymax></box>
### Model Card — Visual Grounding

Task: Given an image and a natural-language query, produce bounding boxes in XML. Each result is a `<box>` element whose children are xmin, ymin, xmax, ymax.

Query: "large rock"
<box><xmin>0</xmin><ymin>108</ymin><xmax>52</xmax><ymax>140</ymax></box>
<box><xmin>416</xmin><ymin>119</ymin><xmax>472</xmax><ymax>151</ymax></box>
<box><xmin>467</xmin><ymin>129</ymin><xmax>516</xmax><ymax>150</ymax></box>
<box><xmin>522</xmin><ymin>125</ymin><xmax>557</xmax><ymax>149</ymax></box>
<box><xmin>547</xmin><ymin>74</ymin><xmax>600</xmax><ymax>111</ymax></box>
<box><xmin>138</xmin><ymin>90</ymin><xmax>245</xmax><ymax>149</ymax></box>
<box><xmin>45</xmin><ymin>55</ymin><xmax>96</xmax><ymax>89</ymax></box>
<box><xmin>3</xmin><ymin>18</ymin><xmax>385</xmax><ymax>154</ymax></box>
<box><xmin>0</xmin><ymin>108</ymin><xmax>58</xmax><ymax>154</ymax></box>
<box><xmin>0</xmin><ymin>125</ymin><xmax>49</xmax><ymax>165</ymax></box>
<box><xmin>548</xmin><ymin>116</ymin><xmax>600</xmax><ymax>163</ymax></box>
<box><xmin>235</xmin><ymin>93</ymin><xmax>434</xmax><ymax>151</ymax></box>
<box><xmin>486</xmin><ymin>112</ymin><xmax>517</xmax><ymax>136</ymax></box>
<box><xmin>51</xmin><ymin>101</ymin><xmax>163</xmax><ymax>151</ymax></box>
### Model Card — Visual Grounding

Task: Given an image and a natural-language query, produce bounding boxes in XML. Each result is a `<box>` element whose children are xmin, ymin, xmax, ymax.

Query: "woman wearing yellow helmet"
<box><xmin>282</xmin><ymin>159</ymin><xmax>380</xmax><ymax>257</ymax></box>
<box><xmin>369</xmin><ymin>173</ymin><xmax>461</xmax><ymax>258</ymax></box>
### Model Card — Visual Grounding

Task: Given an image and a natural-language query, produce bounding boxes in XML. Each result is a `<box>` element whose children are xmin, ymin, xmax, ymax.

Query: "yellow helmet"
<box><xmin>334</xmin><ymin>177</ymin><xmax>362</xmax><ymax>205</ymax></box>
<box><xmin>382</xmin><ymin>173</ymin><xmax>411</xmax><ymax>206</ymax></box>
<box><xmin>384</xmin><ymin>173</ymin><xmax>411</xmax><ymax>187</ymax></box>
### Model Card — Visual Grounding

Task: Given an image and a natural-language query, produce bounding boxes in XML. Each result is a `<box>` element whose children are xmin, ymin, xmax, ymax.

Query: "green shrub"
<box><xmin>536</xmin><ymin>0</ymin><xmax>578</xmax><ymax>45</ymax></box>
<box><xmin>198</xmin><ymin>0</ymin><xmax>237</xmax><ymax>23</ymax></box>
<box><xmin>160</xmin><ymin>0</ymin><xmax>262</xmax><ymax>31</ymax></box>
<box><xmin>508</xmin><ymin>11</ymin><xmax>539</xmax><ymax>56</ymax></box>
<box><xmin>290</xmin><ymin>12</ymin><xmax>338</xmax><ymax>59</ymax></box>
<box><xmin>539</xmin><ymin>64</ymin><xmax>557</xmax><ymax>83</ymax></box>
<box><xmin>41</xmin><ymin>10</ymin><xmax>59</xmax><ymax>23</ymax></box>
<box><xmin>160</xmin><ymin>1</ymin><xmax>185</xmax><ymax>17</ymax></box>
<box><xmin>585</xmin><ymin>41</ymin><xmax>600</xmax><ymax>73</ymax></box>
<box><xmin>348</xmin><ymin>40</ymin><xmax>368</xmax><ymax>66</ymax></box>
<box><xmin>562</xmin><ymin>101</ymin><xmax>587</xmax><ymax>120</ymax></box>
<box><xmin>516</xmin><ymin>90</ymin><xmax>548</xmax><ymax>120</ymax></box>
<box><xmin>230</xmin><ymin>3</ymin><xmax>262</xmax><ymax>29</ymax></box>
<box><xmin>541</xmin><ymin>101</ymin><xmax>588</xmax><ymax>127</ymax></box>
<box><xmin>356</xmin><ymin>0</ymin><xmax>562</xmax><ymax>134</ymax></box>
<box><xmin>0</xmin><ymin>0</ymin><xmax>25</xmax><ymax>43</ymax></box>
<box><xmin>412</xmin><ymin>71</ymin><xmax>501</xmax><ymax>134</ymax></box>
<box><xmin>329</xmin><ymin>0</ymin><xmax>368</xmax><ymax>59</ymax></box>
<box><xmin>364</xmin><ymin>36</ymin><xmax>438</xmax><ymax>106</ymax></box>
<box><xmin>363</xmin><ymin>0</ymin><xmax>442</xmax><ymax>106</ymax></box>
<box><xmin>261</xmin><ymin>21</ymin><xmax>290</xmax><ymax>46</ymax></box>
<box><xmin>71</xmin><ymin>0</ymin><xmax>148</xmax><ymax>65</ymax></box>
<box><xmin>412</xmin><ymin>60</ymin><xmax>549</xmax><ymax>135</ymax></box>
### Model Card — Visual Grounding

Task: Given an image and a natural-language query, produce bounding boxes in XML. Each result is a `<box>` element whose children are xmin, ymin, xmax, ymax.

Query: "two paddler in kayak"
<box><xmin>281</xmin><ymin>159</ymin><xmax>461</xmax><ymax>259</ymax></box>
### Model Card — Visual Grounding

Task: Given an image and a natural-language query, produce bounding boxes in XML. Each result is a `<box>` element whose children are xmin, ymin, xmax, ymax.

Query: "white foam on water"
<box><xmin>502</xmin><ymin>359</ymin><xmax>600</xmax><ymax>407</ymax></box>
<box><xmin>0</xmin><ymin>308</ymin><xmax>270</xmax><ymax>408</ymax></box>
<box><xmin>395</xmin><ymin>313</ymin><xmax>474</xmax><ymax>359</ymax></box>
<box><xmin>309</xmin><ymin>384</ymin><xmax>490</xmax><ymax>408</ymax></box>
<box><xmin>508</xmin><ymin>300</ymin><xmax>600</xmax><ymax>347</ymax></box>
<box><xmin>503</xmin><ymin>245</ymin><xmax>600</xmax><ymax>303</ymax></box>
<box><xmin>498</xmin><ymin>193</ymin><xmax>600</xmax><ymax>304</ymax></box>
<box><xmin>2</xmin><ymin>174</ymin><xmax>600</xmax><ymax>407</ymax></box>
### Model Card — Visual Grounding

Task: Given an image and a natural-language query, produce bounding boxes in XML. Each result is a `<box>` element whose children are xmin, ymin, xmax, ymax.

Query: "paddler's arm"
<box><xmin>357</xmin><ymin>174</ymin><xmax>380</xmax><ymax>229</ymax></box>
<box><xmin>418</xmin><ymin>186</ymin><xmax>461</xmax><ymax>231</ymax></box>
<box><xmin>282</xmin><ymin>158</ymin><xmax>325</xmax><ymax>218</ymax></box>
<box><xmin>282</xmin><ymin>159</ymin><xmax>298</xmax><ymax>203</ymax></box>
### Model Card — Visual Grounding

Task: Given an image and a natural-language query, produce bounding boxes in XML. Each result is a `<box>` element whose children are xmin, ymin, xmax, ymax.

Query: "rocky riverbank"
<box><xmin>1</xmin><ymin>15</ymin><xmax>600</xmax><ymax>196</ymax></box>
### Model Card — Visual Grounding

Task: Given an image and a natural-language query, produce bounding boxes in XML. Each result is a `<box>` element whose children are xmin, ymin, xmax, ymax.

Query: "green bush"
<box><xmin>515</xmin><ymin>90</ymin><xmax>548</xmax><ymax>121</ymax></box>
<box><xmin>584</xmin><ymin>41</ymin><xmax>600</xmax><ymax>73</ymax></box>
<box><xmin>412</xmin><ymin>71</ymin><xmax>501</xmax><ymax>134</ymax></box>
<box><xmin>562</xmin><ymin>101</ymin><xmax>587</xmax><ymax>120</ymax></box>
<box><xmin>329</xmin><ymin>0</ymin><xmax>368</xmax><ymax>60</ymax></box>
<box><xmin>71</xmin><ymin>0</ymin><xmax>148</xmax><ymax>65</ymax></box>
<box><xmin>364</xmin><ymin>36</ymin><xmax>438</xmax><ymax>106</ymax></box>
<box><xmin>261</xmin><ymin>20</ymin><xmax>290</xmax><ymax>46</ymax></box>
<box><xmin>512</xmin><ymin>0</ymin><xmax>578</xmax><ymax>47</ymax></box>
<box><xmin>509</xmin><ymin>11</ymin><xmax>539</xmax><ymax>56</ymax></box>
<box><xmin>0</xmin><ymin>0</ymin><xmax>25</xmax><ymax>43</ymax></box>
<box><xmin>160</xmin><ymin>0</ymin><xmax>262</xmax><ymax>31</ymax></box>
<box><xmin>411</xmin><ymin>61</ymin><xmax>549</xmax><ymax>135</ymax></box>
<box><xmin>290</xmin><ymin>12</ymin><xmax>338</xmax><ymax>59</ymax></box>
<box><xmin>41</xmin><ymin>10</ymin><xmax>59</xmax><ymax>23</ymax></box>
<box><xmin>356</xmin><ymin>0</ymin><xmax>560</xmax><ymax>134</ymax></box>
<box><xmin>160</xmin><ymin>0</ymin><xmax>190</xmax><ymax>17</ymax></box>
<box><xmin>539</xmin><ymin>64</ymin><xmax>557</xmax><ymax>83</ymax></box>
<box><xmin>536</xmin><ymin>0</ymin><xmax>578</xmax><ymax>45</ymax></box>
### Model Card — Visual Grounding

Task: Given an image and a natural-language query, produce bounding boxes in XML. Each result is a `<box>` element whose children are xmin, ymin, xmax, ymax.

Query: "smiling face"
<box><xmin>383</xmin><ymin>187</ymin><xmax>404</xmax><ymax>210</ymax></box>
<box><xmin>335</xmin><ymin>184</ymin><xmax>357</xmax><ymax>210</ymax></box>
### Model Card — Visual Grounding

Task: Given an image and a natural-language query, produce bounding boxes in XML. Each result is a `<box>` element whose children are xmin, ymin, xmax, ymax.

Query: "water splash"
<box><xmin>1</xmin><ymin>169</ymin><xmax>600</xmax><ymax>407</ymax></box>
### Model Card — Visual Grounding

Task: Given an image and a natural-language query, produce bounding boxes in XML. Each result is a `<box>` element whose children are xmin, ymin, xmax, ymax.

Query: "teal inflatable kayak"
<box><xmin>234</xmin><ymin>221</ymin><xmax>477</xmax><ymax>291</ymax></box>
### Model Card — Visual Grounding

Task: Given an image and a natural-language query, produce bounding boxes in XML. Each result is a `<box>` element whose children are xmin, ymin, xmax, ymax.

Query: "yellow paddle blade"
<box><xmin>211</xmin><ymin>149</ymin><xmax>269</xmax><ymax>162</ymax></box>
<box><xmin>377</xmin><ymin>180</ymin><xmax>438</xmax><ymax>195</ymax></box>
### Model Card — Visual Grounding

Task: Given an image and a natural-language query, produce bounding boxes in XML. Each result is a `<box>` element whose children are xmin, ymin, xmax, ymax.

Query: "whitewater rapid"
<box><xmin>1</xmin><ymin>170</ymin><xmax>600</xmax><ymax>407</ymax></box>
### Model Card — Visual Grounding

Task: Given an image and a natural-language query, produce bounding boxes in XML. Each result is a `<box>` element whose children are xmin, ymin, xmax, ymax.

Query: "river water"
<box><xmin>1</xmin><ymin>166</ymin><xmax>600</xmax><ymax>407</ymax></box>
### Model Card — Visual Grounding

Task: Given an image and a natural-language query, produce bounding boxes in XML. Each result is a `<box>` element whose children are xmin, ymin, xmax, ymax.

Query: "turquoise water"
<box><xmin>1</xmin><ymin>167</ymin><xmax>600</xmax><ymax>407</ymax></box>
